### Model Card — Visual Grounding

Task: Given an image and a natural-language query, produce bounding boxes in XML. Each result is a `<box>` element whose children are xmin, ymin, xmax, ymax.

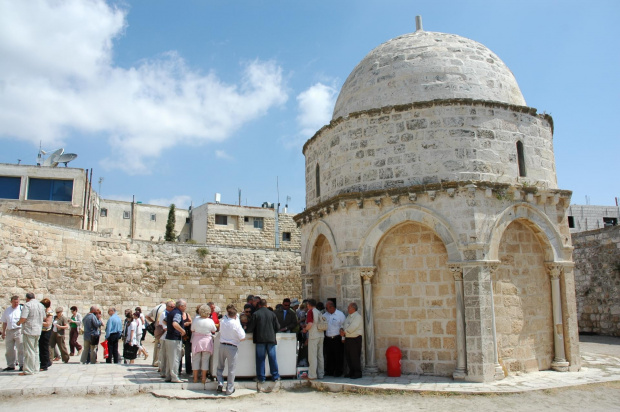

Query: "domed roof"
<box><xmin>333</xmin><ymin>30</ymin><xmax>526</xmax><ymax>120</ymax></box>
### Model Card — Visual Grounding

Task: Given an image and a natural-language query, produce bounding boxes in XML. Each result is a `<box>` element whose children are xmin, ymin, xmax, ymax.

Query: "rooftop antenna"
<box><xmin>415</xmin><ymin>15</ymin><xmax>423</xmax><ymax>32</ymax></box>
<box><xmin>98</xmin><ymin>177</ymin><xmax>104</xmax><ymax>197</ymax></box>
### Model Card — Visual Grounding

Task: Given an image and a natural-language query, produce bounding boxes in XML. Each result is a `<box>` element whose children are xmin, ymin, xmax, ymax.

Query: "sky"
<box><xmin>1</xmin><ymin>0</ymin><xmax>618</xmax><ymax>213</ymax></box>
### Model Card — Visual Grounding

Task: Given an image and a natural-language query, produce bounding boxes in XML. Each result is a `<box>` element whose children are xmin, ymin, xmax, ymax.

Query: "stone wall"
<box><xmin>304</xmin><ymin>101</ymin><xmax>555</xmax><ymax>209</ymax></box>
<box><xmin>572</xmin><ymin>225</ymin><xmax>620</xmax><ymax>336</ymax></box>
<box><xmin>0</xmin><ymin>213</ymin><xmax>301</xmax><ymax>315</ymax></box>
<box><xmin>205</xmin><ymin>212</ymin><xmax>301</xmax><ymax>251</ymax></box>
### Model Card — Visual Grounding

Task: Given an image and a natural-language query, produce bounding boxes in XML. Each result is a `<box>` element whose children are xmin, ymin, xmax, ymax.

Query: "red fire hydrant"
<box><xmin>385</xmin><ymin>346</ymin><xmax>402</xmax><ymax>377</ymax></box>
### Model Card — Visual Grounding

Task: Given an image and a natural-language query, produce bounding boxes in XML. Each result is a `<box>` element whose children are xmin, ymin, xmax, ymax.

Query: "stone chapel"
<box><xmin>294</xmin><ymin>17</ymin><xmax>580</xmax><ymax>382</ymax></box>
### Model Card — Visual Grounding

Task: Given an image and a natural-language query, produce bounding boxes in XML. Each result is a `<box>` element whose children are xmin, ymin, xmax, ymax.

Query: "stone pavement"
<box><xmin>0</xmin><ymin>335</ymin><xmax>618</xmax><ymax>398</ymax></box>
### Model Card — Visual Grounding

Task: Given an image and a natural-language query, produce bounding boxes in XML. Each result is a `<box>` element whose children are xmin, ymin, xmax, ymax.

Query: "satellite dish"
<box><xmin>41</xmin><ymin>148</ymin><xmax>63</xmax><ymax>167</ymax></box>
<box><xmin>57</xmin><ymin>153</ymin><xmax>78</xmax><ymax>167</ymax></box>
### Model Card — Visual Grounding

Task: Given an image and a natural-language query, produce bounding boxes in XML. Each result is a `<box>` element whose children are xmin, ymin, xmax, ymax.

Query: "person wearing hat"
<box><xmin>275</xmin><ymin>298</ymin><xmax>298</xmax><ymax>333</ymax></box>
<box><xmin>49</xmin><ymin>307</ymin><xmax>70</xmax><ymax>363</ymax></box>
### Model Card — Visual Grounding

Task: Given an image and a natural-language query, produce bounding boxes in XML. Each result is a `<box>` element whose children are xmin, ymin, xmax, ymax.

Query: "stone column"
<box><xmin>546</xmin><ymin>263</ymin><xmax>569</xmax><ymax>371</ymax></box>
<box><xmin>360</xmin><ymin>266</ymin><xmax>378</xmax><ymax>375</ymax></box>
<box><xmin>449</xmin><ymin>264</ymin><xmax>467</xmax><ymax>379</ymax></box>
<box><xmin>488</xmin><ymin>263</ymin><xmax>505</xmax><ymax>380</ymax></box>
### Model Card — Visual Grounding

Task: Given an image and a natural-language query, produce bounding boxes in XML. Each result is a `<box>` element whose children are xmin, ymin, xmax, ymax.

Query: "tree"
<box><xmin>165</xmin><ymin>203</ymin><xmax>176</xmax><ymax>241</ymax></box>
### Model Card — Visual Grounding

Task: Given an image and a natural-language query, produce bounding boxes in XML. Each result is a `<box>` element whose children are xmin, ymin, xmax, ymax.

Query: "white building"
<box><xmin>0</xmin><ymin>163</ymin><xmax>96</xmax><ymax>229</ymax></box>
<box><xmin>567</xmin><ymin>204</ymin><xmax>619</xmax><ymax>233</ymax></box>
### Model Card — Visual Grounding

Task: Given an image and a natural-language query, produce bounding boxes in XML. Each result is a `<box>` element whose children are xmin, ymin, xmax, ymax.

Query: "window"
<box><xmin>150</xmin><ymin>214</ymin><xmax>156</xmax><ymax>221</ymax></box>
<box><xmin>253</xmin><ymin>217</ymin><xmax>264</xmax><ymax>229</ymax></box>
<box><xmin>568</xmin><ymin>216</ymin><xmax>575</xmax><ymax>228</ymax></box>
<box><xmin>315</xmin><ymin>164</ymin><xmax>321</xmax><ymax>197</ymax></box>
<box><xmin>516</xmin><ymin>141</ymin><xmax>526</xmax><ymax>177</ymax></box>
<box><xmin>244</xmin><ymin>216</ymin><xmax>249</xmax><ymax>222</ymax></box>
<box><xmin>0</xmin><ymin>176</ymin><xmax>21</xmax><ymax>199</ymax></box>
<box><xmin>123</xmin><ymin>211</ymin><xmax>131</xmax><ymax>219</ymax></box>
<box><xmin>100</xmin><ymin>208</ymin><xmax>108</xmax><ymax>217</ymax></box>
<box><xmin>215</xmin><ymin>215</ymin><xmax>228</xmax><ymax>225</ymax></box>
<box><xmin>282</xmin><ymin>232</ymin><xmax>291</xmax><ymax>242</ymax></box>
<box><xmin>27</xmin><ymin>178</ymin><xmax>73</xmax><ymax>202</ymax></box>
<box><xmin>186</xmin><ymin>217</ymin><xmax>190</xmax><ymax>223</ymax></box>
<box><xmin>603</xmin><ymin>217</ymin><xmax>618</xmax><ymax>227</ymax></box>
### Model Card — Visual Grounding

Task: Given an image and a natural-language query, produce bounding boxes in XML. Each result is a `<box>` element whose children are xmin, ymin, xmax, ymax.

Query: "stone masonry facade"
<box><xmin>572</xmin><ymin>225</ymin><xmax>620</xmax><ymax>336</ymax></box>
<box><xmin>0</xmin><ymin>213</ymin><xmax>301</xmax><ymax>314</ymax></box>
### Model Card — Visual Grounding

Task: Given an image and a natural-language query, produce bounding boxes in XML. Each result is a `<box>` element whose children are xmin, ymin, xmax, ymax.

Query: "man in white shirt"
<box><xmin>323</xmin><ymin>300</ymin><xmax>346</xmax><ymax>377</ymax></box>
<box><xmin>217</xmin><ymin>304</ymin><xmax>246</xmax><ymax>396</ymax></box>
<box><xmin>1</xmin><ymin>295</ymin><xmax>23</xmax><ymax>371</ymax></box>
<box><xmin>340</xmin><ymin>302</ymin><xmax>363</xmax><ymax>379</ymax></box>
<box><xmin>302</xmin><ymin>299</ymin><xmax>324</xmax><ymax>380</ymax></box>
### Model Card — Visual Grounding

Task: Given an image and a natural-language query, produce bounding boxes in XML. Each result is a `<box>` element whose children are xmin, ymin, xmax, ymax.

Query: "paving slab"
<box><xmin>152</xmin><ymin>388</ymin><xmax>256</xmax><ymax>399</ymax></box>
<box><xmin>0</xmin><ymin>336</ymin><xmax>618</xmax><ymax>397</ymax></box>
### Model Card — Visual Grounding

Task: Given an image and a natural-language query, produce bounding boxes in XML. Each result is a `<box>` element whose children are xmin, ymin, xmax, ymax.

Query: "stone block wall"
<box><xmin>205</xmin><ymin>213</ymin><xmax>301</xmax><ymax>251</ymax></box>
<box><xmin>304</xmin><ymin>101</ymin><xmax>555</xmax><ymax>209</ymax></box>
<box><xmin>0</xmin><ymin>214</ymin><xmax>301</xmax><ymax>316</ymax></box>
<box><xmin>572</xmin><ymin>225</ymin><xmax>620</xmax><ymax>336</ymax></box>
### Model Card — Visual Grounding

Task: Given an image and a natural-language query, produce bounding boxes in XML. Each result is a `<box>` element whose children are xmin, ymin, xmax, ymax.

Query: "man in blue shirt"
<box><xmin>164</xmin><ymin>299</ymin><xmax>187</xmax><ymax>383</ymax></box>
<box><xmin>105</xmin><ymin>308</ymin><xmax>123</xmax><ymax>364</ymax></box>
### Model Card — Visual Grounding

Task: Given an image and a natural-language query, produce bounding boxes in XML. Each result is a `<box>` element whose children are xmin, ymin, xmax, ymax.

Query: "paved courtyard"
<box><xmin>0</xmin><ymin>335</ymin><xmax>618</xmax><ymax>399</ymax></box>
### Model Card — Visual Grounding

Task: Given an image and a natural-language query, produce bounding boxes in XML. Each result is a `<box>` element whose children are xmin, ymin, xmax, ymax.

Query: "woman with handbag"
<box><xmin>190</xmin><ymin>304</ymin><xmax>217</xmax><ymax>383</ymax></box>
<box><xmin>123</xmin><ymin>312</ymin><xmax>139</xmax><ymax>364</ymax></box>
<box><xmin>178</xmin><ymin>310</ymin><xmax>192</xmax><ymax>376</ymax></box>
<box><xmin>135</xmin><ymin>307</ymin><xmax>149</xmax><ymax>360</ymax></box>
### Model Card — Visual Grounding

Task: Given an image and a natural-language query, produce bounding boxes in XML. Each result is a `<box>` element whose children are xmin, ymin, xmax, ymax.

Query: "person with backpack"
<box><xmin>302</xmin><ymin>299</ymin><xmax>326</xmax><ymax>380</ymax></box>
<box><xmin>80</xmin><ymin>306</ymin><xmax>103</xmax><ymax>364</ymax></box>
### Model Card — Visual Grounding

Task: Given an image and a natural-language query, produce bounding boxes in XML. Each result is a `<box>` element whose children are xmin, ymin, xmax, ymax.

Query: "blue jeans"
<box><xmin>255</xmin><ymin>343</ymin><xmax>280</xmax><ymax>382</ymax></box>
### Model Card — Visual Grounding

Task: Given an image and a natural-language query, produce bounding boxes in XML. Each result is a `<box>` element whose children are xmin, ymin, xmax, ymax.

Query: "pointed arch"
<box><xmin>358</xmin><ymin>205</ymin><xmax>462</xmax><ymax>266</ymax></box>
<box><xmin>303</xmin><ymin>219</ymin><xmax>339</xmax><ymax>271</ymax></box>
<box><xmin>486</xmin><ymin>203</ymin><xmax>568</xmax><ymax>262</ymax></box>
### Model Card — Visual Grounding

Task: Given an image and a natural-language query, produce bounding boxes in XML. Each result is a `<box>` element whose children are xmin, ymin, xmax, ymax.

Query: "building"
<box><xmin>98</xmin><ymin>199</ymin><xmax>190</xmax><ymax>241</ymax></box>
<box><xmin>0</xmin><ymin>163</ymin><xmax>96</xmax><ymax>229</ymax></box>
<box><xmin>191</xmin><ymin>202</ymin><xmax>300</xmax><ymax>250</ymax></box>
<box><xmin>295</xmin><ymin>18</ymin><xmax>580</xmax><ymax>382</ymax></box>
<box><xmin>567</xmin><ymin>204</ymin><xmax>619</xmax><ymax>233</ymax></box>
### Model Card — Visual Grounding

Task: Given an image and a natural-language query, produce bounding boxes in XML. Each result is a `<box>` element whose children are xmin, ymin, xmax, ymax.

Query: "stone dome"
<box><xmin>333</xmin><ymin>30</ymin><xmax>526</xmax><ymax>120</ymax></box>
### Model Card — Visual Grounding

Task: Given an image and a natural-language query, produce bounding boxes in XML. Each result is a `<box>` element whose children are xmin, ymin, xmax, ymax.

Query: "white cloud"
<box><xmin>148</xmin><ymin>195</ymin><xmax>192</xmax><ymax>210</ymax></box>
<box><xmin>284</xmin><ymin>82</ymin><xmax>337</xmax><ymax>149</ymax></box>
<box><xmin>215</xmin><ymin>150</ymin><xmax>233</xmax><ymax>160</ymax></box>
<box><xmin>0</xmin><ymin>0</ymin><xmax>288</xmax><ymax>174</ymax></box>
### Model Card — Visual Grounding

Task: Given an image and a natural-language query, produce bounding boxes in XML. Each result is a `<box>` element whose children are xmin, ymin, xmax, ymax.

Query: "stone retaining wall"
<box><xmin>572</xmin><ymin>225</ymin><xmax>620</xmax><ymax>336</ymax></box>
<box><xmin>0</xmin><ymin>214</ymin><xmax>301</xmax><ymax>314</ymax></box>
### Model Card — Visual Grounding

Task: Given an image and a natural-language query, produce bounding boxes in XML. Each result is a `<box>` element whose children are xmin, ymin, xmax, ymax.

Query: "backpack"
<box><xmin>316</xmin><ymin>309</ymin><xmax>328</xmax><ymax>332</ymax></box>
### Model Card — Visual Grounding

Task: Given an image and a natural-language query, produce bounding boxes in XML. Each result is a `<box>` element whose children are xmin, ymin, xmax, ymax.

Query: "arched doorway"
<box><xmin>310</xmin><ymin>234</ymin><xmax>337</xmax><ymax>303</ymax></box>
<box><xmin>495</xmin><ymin>220</ymin><xmax>554</xmax><ymax>373</ymax></box>
<box><xmin>373</xmin><ymin>222</ymin><xmax>456</xmax><ymax>376</ymax></box>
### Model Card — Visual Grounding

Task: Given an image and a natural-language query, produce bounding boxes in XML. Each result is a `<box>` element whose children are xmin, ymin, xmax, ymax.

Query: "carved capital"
<box><xmin>545</xmin><ymin>263</ymin><xmax>563</xmax><ymax>280</ymax></box>
<box><xmin>359</xmin><ymin>266</ymin><xmax>376</xmax><ymax>283</ymax></box>
<box><xmin>408</xmin><ymin>192</ymin><xmax>417</xmax><ymax>202</ymax></box>
<box><xmin>356</xmin><ymin>198</ymin><xmax>364</xmax><ymax>209</ymax></box>
<box><xmin>391</xmin><ymin>195</ymin><xmax>400</xmax><ymax>205</ymax></box>
<box><xmin>427</xmin><ymin>190</ymin><xmax>436</xmax><ymax>201</ymax></box>
<box><xmin>448</xmin><ymin>264</ymin><xmax>464</xmax><ymax>281</ymax></box>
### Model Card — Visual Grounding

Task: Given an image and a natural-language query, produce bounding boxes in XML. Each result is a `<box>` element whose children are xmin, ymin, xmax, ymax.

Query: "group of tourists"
<box><xmin>1</xmin><ymin>292</ymin><xmax>364</xmax><ymax>395</ymax></box>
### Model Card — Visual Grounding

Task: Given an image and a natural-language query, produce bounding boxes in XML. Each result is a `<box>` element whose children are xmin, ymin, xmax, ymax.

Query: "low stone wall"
<box><xmin>0</xmin><ymin>214</ymin><xmax>301</xmax><ymax>315</ymax></box>
<box><xmin>572</xmin><ymin>225</ymin><xmax>620</xmax><ymax>336</ymax></box>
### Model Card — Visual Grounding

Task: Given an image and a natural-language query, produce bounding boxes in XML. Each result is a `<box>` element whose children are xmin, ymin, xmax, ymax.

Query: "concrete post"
<box><xmin>360</xmin><ymin>266</ymin><xmax>378</xmax><ymax>375</ymax></box>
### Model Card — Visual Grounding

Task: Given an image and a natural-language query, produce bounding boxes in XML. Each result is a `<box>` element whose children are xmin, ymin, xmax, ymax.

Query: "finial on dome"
<box><xmin>415</xmin><ymin>15</ymin><xmax>423</xmax><ymax>32</ymax></box>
